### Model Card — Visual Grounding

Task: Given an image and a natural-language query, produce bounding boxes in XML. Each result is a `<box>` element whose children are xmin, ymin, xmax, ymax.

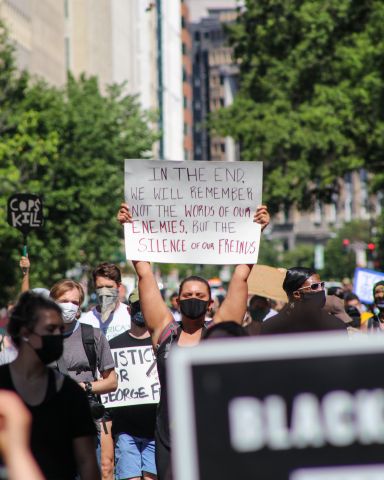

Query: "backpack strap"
<box><xmin>81</xmin><ymin>323</ymin><xmax>97</xmax><ymax>379</ymax></box>
<box><xmin>156</xmin><ymin>321</ymin><xmax>179</xmax><ymax>352</ymax></box>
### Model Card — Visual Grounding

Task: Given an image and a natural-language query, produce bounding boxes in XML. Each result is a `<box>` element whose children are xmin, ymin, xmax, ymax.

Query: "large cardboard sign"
<box><xmin>7</xmin><ymin>194</ymin><xmax>43</xmax><ymax>235</ymax></box>
<box><xmin>168</xmin><ymin>334</ymin><xmax>384</xmax><ymax>480</ymax></box>
<box><xmin>101</xmin><ymin>346</ymin><xmax>160</xmax><ymax>408</ymax></box>
<box><xmin>124</xmin><ymin>160</ymin><xmax>263</xmax><ymax>264</ymax></box>
<box><xmin>353</xmin><ymin>267</ymin><xmax>384</xmax><ymax>304</ymax></box>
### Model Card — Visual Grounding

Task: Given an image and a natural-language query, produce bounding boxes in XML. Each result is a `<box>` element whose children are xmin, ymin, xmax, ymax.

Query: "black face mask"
<box><xmin>132</xmin><ymin>311</ymin><xmax>146</xmax><ymax>327</ymax></box>
<box><xmin>179</xmin><ymin>298</ymin><xmax>209</xmax><ymax>320</ymax></box>
<box><xmin>300</xmin><ymin>290</ymin><xmax>326</xmax><ymax>309</ymax></box>
<box><xmin>33</xmin><ymin>334</ymin><xmax>64</xmax><ymax>365</ymax></box>
<box><xmin>250</xmin><ymin>308</ymin><xmax>269</xmax><ymax>322</ymax></box>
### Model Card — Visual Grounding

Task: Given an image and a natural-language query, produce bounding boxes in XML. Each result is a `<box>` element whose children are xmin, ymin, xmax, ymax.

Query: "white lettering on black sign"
<box><xmin>228</xmin><ymin>389</ymin><xmax>384</xmax><ymax>452</ymax></box>
<box><xmin>7</xmin><ymin>194</ymin><xmax>43</xmax><ymax>234</ymax></box>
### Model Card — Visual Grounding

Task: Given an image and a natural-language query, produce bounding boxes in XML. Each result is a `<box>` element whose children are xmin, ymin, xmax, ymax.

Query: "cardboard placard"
<box><xmin>101</xmin><ymin>346</ymin><xmax>160</xmax><ymax>408</ymax></box>
<box><xmin>124</xmin><ymin>160</ymin><xmax>263</xmax><ymax>264</ymax></box>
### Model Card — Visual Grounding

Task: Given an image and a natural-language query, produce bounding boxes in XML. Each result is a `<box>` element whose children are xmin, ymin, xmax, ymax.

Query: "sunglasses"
<box><xmin>296</xmin><ymin>281</ymin><xmax>325</xmax><ymax>292</ymax></box>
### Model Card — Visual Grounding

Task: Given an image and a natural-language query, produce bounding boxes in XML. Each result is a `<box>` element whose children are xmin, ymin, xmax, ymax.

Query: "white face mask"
<box><xmin>58</xmin><ymin>302</ymin><xmax>79</xmax><ymax>324</ymax></box>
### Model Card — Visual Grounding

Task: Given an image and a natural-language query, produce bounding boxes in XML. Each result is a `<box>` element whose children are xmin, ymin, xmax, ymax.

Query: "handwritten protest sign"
<box><xmin>101</xmin><ymin>346</ymin><xmax>160</xmax><ymax>408</ymax></box>
<box><xmin>7</xmin><ymin>194</ymin><xmax>43</xmax><ymax>235</ymax></box>
<box><xmin>124</xmin><ymin>160</ymin><xmax>263</xmax><ymax>264</ymax></box>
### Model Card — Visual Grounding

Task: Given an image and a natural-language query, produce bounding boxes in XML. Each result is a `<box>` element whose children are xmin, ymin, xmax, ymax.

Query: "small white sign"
<box><xmin>124</xmin><ymin>159</ymin><xmax>263</xmax><ymax>264</ymax></box>
<box><xmin>101</xmin><ymin>346</ymin><xmax>160</xmax><ymax>408</ymax></box>
<box><xmin>353</xmin><ymin>267</ymin><xmax>384</xmax><ymax>304</ymax></box>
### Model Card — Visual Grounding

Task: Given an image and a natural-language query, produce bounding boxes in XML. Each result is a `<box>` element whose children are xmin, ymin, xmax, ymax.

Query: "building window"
<box><xmin>194</xmin><ymin>31</ymin><xmax>200</xmax><ymax>41</ymax></box>
<box><xmin>182</xmin><ymin>43</ymin><xmax>187</xmax><ymax>55</ymax></box>
<box><xmin>181</xmin><ymin>16</ymin><xmax>186</xmax><ymax>29</ymax></box>
<box><xmin>183</xmin><ymin>96</ymin><xmax>188</xmax><ymax>109</ymax></box>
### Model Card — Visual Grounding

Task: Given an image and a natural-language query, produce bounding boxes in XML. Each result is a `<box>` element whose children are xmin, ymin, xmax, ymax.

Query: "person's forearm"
<box><xmin>4</xmin><ymin>448</ymin><xmax>44</xmax><ymax>480</ymax></box>
<box><xmin>21</xmin><ymin>272</ymin><xmax>30</xmax><ymax>293</ymax></box>
<box><xmin>81</xmin><ymin>373</ymin><xmax>117</xmax><ymax>395</ymax></box>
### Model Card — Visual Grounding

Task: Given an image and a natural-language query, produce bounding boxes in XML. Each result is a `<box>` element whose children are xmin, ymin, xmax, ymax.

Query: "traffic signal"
<box><xmin>367</xmin><ymin>243</ymin><xmax>376</xmax><ymax>251</ymax></box>
<box><xmin>342</xmin><ymin>239</ymin><xmax>350</xmax><ymax>252</ymax></box>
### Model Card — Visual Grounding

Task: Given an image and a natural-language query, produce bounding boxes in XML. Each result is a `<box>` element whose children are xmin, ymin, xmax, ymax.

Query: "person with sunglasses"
<box><xmin>261</xmin><ymin>267</ymin><xmax>346</xmax><ymax>335</ymax></box>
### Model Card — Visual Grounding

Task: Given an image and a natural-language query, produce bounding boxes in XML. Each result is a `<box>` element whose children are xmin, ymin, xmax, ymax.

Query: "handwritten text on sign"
<box><xmin>124</xmin><ymin>160</ymin><xmax>263</xmax><ymax>264</ymax></box>
<box><xmin>101</xmin><ymin>346</ymin><xmax>160</xmax><ymax>408</ymax></box>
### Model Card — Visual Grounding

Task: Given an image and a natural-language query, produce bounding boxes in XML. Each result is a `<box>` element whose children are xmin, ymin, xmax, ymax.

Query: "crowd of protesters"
<box><xmin>1</xmin><ymin>201</ymin><xmax>384</xmax><ymax>480</ymax></box>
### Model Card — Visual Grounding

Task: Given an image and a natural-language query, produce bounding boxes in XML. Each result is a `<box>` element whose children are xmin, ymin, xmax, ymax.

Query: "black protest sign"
<box><xmin>168</xmin><ymin>334</ymin><xmax>384</xmax><ymax>480</ymax></box>
<box><xmin>7</xmin><ymin>194</ymin><xmax>43</xmax><ymax>235</ymax></box>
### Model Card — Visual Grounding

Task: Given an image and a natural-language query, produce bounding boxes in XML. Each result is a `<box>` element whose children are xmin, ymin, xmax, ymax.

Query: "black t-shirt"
<box><xmin>260</xmin><ymin>307</ymin><xmax>347</xmax><ymax>335</ymax></box>
<box><xmin>109</xmin><ymin>331</ymin><xmax>157</xmax><ymax>439</ymax></box>
<box><xmin>0</xmin><ymin>364</ymin><xmax>96</xmax><ymax>480</ymax></box>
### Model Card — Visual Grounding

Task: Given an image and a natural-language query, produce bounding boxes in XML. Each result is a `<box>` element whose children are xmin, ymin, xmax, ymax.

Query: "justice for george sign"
<box><xmin>101</xmin><ymin>346</ymin><xmax>160</xmax><ymax>408</ymax></box>
<box><xmin>124</xmin><ymin>160</ymin><xmax>263</xmax><ymax>264</ymax></box>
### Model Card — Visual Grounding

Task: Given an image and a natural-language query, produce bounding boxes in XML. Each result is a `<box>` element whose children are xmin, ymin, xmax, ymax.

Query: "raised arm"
<box><xmin>213</xmin><ymin>205</ymin><xmax>270</xmax><ymax>325</ymax></box>
<box><xmin>20</xmin><ymin>256</ymin><xmax>30</xmax><ymax>293</ymax></box>
<box><xmin>117</xmin><ymin>203</ymin><xmax>173</xmax><ymax>346</ymax></box>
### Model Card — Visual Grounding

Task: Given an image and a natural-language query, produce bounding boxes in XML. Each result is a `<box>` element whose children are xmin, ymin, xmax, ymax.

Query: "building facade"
<box><xmin>190</xmin><ymin>7</ymin><xmax>239</xmax><ymax>161</ymax></box>
<box><xmin>0</xmin><ymin>0</ymin><xmax>66</xmax><ymax>86</ymax></box>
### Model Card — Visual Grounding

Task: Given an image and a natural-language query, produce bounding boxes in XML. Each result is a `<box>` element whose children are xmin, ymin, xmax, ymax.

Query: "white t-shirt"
<box><xmin>80</xmin><ymin>302</ymin><xmax>131</xmax><ymax>341</ymax></box>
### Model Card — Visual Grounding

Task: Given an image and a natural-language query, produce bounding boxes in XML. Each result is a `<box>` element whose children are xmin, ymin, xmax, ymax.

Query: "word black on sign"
<box><xmin>168</xmin><ymin>333</ymin><xmax>384</xmax><ymax>480</ymax></box>
<box><xmin>7</xmin><ymin>194</ymin><xmax>43</xmax><ymax>235</ymax></box>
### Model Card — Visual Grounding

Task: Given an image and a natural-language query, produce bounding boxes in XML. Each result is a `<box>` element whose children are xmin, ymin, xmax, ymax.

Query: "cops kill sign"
<box><xmin>168</xmin><ymin>334</ymin><xmax>384</xmax><ymax>480</ymax></box>
<box><xmin>7</xmin><ymin>194</ymin><xmax>43</xmax><ymax>235</ymax></box>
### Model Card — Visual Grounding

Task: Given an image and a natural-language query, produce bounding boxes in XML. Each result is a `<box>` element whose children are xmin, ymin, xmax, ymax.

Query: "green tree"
<box><xmin>212</xmin><ymin>0</ymin><xmax>384</xmax><ymax>212</ymax></box>
<box><xmin>0</xmin><ymin>26</ymin><xmax>158</xmax><ymax>304</ymax></box>
<box><xmin>322</xmin><ymin>220</ymin><xmax>372</xmax><ymax>279</ymax></box>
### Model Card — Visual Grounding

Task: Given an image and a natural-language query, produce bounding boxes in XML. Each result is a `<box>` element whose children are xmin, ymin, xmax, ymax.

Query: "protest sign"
<box><xmin>7</xmin><ymin>194</ymin><xmax>43</xmax><ymax>235</ymax></box>
<box><xmin>247</xmin><ymin>265</ymin><xmax>288</xmax><ymax>303</ymax></box>
<box><xmin>124</xmin><ymin>159</ymin><xmax>263</xmax><ymax>264</ymax></box>
<box><xmin>101</xmin><ymin>346</ymin><xmax>160</xmax><ymax>408</ymax></box>
<box><xmin>353</xmin><ymin>267</ymin><xmax>384</xmax><ymax>304</ymax></box>
<box><xmin>168</xmin><ymin>333</ymin><xmax>384</xmax><ymax>480</ymax></box>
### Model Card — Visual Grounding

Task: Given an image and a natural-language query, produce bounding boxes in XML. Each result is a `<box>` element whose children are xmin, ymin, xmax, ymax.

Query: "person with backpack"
<box><xmin>117</xmin><ymin>202</ymin><xmax>270</xmax><ymax>480</ymax></box>
<box><xmin>81</xmin><ymin>262</ymin><xmax>131</xmax><ymax>480</ymax></box>
<box><xmin>49</xmin><ymin>280</ymin><xmax>117</xmax><ymax>473</ymax></box>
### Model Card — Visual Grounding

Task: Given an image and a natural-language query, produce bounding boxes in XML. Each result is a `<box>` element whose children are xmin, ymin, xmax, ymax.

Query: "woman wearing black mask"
<box><xmin>261</xmin><ymin>267</ymin><xmax>347</xmax><ymax>335</ymax></box>
<box><xmin>118</xmin><ymin>202</ymin><xmax>270</xmax><ymax>480</ymax></box>
<box><xmin>0</xmin><ymin>292</ymin><xmax>100</xmax><ymax>480</ymax></box>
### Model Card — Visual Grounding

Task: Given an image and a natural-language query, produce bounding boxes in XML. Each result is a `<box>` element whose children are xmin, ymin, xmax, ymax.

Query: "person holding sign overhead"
<box><xmin>117</xmin><ymin>202</ymin><xmax>270</xmax><ymax>480</ymax></box>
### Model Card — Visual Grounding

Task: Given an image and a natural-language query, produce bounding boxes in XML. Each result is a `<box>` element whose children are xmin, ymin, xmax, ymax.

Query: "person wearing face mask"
<box><xmin>0</xmin><ymin>291</ymin><xmax>99</xmax><ymax>480</ymax></box>
<box><xmin>117</xmin><ymin>202</ymin><xmax>270</xmax><ymax>480</ymax></box>
<box><xmin>245</xmin><ymin>294</ymin><xmax>278</xmax><ymax>335</ymax></box>
<box><xmin>369</xmin><ymin>280</ymin><xmax>384</xmax><ymax>332</ymax></box>
<box><xmin>81</xmin><ymin>263</ymin><xmax>131</xmax><ymax>480</ymax></box>
<box><xmin>261</xmin><ymin>267</ymin><xmax>347</xmax><ymax>335</ymax></box>
<box><xmin>49</xmin><ymin>280</ymin><xmax>117</xmax><ymax>476</ymax></box>
<box><xmin>108</xmin><ymin>289</ymin><xmax>158</xmax><ymax>480</ymax></box>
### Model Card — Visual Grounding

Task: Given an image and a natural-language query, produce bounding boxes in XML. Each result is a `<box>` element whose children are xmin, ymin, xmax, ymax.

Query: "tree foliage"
<box><xmin>0</xmin><ymin>23</ymin><xmax>157</xmax><ymax>304</ymax></box>
<box><xmin>212</xmin><ymin>0</ymin><xmax>384</xmax><ymax>212</ymax></box>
